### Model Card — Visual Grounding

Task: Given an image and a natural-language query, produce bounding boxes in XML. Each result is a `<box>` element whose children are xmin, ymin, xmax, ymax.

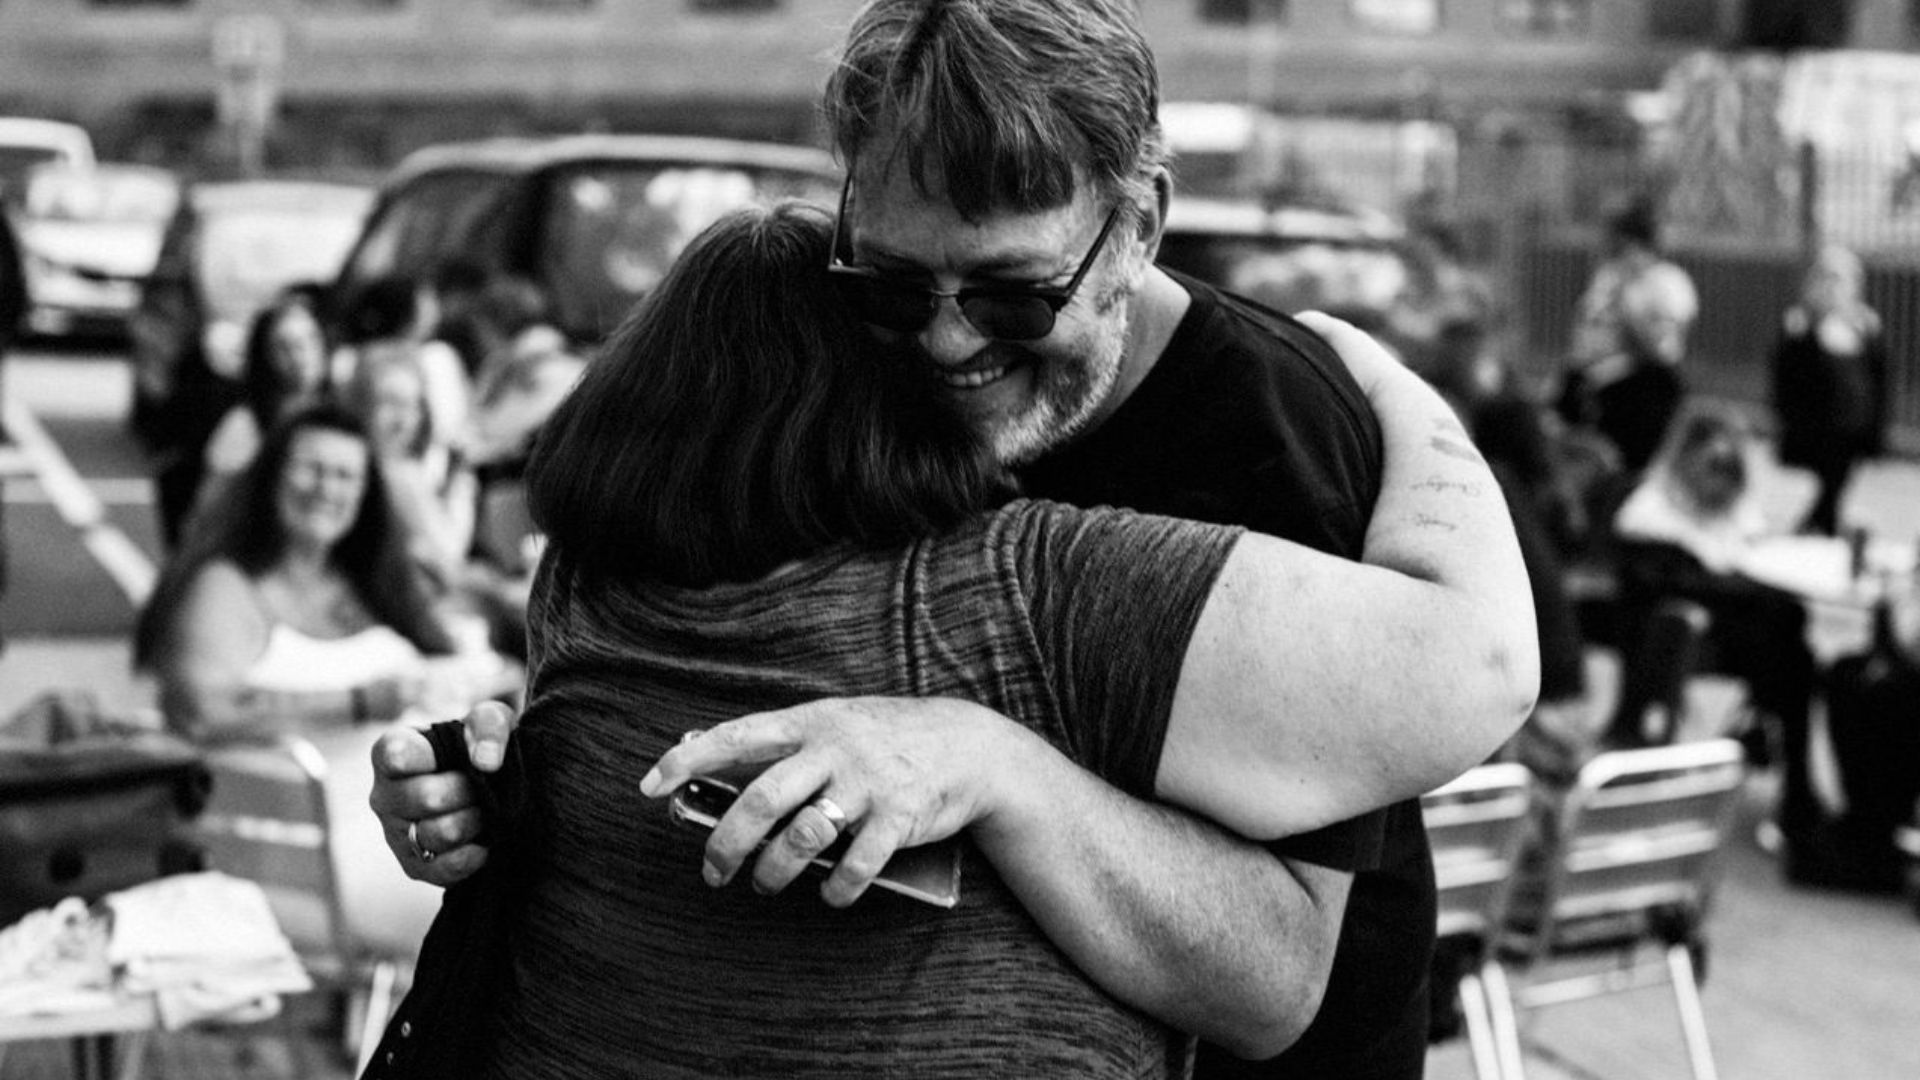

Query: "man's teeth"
<box><xmin>942</xmin><ymin>365</ymin><xmax>1008</xmax><ymax>389</ymax></box>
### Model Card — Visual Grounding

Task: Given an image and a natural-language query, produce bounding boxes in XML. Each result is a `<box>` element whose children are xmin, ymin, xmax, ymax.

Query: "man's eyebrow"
<box><xmin>858</xmin><ymin>238</ymin><xmax>1069</xmax><ymax>278</ymax></box>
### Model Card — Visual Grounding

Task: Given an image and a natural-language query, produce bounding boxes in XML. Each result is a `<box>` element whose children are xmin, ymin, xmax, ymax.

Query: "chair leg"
<box><xmin>1665</xmin><ymin>943</ymin><xmax>1719</xmax><ymax>1080</ymax></box>
<box><xmin>1480</xmin><ymin>960</ymin><xmax>1527</xmax><ymax>1080</ymax></box>
<box><xmin>354</xmin><ymin>961</ymin><xmax>400</xmax><ymax>1078</ymax></box>
<box><xmin>1456</xmin><ymin>970</ymin><xmax>1506</xmax><ymax>1080</ymax></box>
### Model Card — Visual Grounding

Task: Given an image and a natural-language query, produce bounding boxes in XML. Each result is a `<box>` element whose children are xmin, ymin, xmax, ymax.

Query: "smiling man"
<box><xmin>369</xmin><ymin>2</ymin><xmax>1537</xmax><ymax>1076</ymax></box>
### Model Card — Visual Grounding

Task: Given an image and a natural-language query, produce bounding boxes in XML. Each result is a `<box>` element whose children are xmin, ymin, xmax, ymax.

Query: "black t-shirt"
<box><xmin>1019</xmin><ymin>270</ymin><xmax>1436</xmax><ymax>1079</ymax></box>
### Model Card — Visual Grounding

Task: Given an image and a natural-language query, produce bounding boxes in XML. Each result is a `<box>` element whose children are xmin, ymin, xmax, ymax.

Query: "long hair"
<box><xmin>240</xmin><ymin>285</ymin><xmax>332</xmax><ymax>429</ymax></box>
<box><xmin>526</xmin><ymin>201</ymin><xmax>1008</xmax><ymax>587</ymax></box>
<box><xmin>822</xmin><ymin>0</ymin><xmax>1168</xmax><ymax>218</ymax></box>
<box><xmin>133</xmin><ymin>402</ymin><xmax>454</xmax><ymax>670</ymax></box>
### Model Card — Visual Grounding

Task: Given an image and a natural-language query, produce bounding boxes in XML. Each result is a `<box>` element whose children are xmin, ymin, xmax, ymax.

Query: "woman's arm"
<box><xmin>1156</xmin><ymin>312</ymin><xmax>1540</xmax><ymax>839</ymax></box>
<box><xmin>156</xmin><ymin>561</ymin><xmax>415</xmax><ymax>739</ymax></box>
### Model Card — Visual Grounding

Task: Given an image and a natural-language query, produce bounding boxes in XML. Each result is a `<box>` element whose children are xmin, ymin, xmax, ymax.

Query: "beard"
<box><xmin>974</xmin><ymin>282</ymin><xmax>1133</xmax><ymax>467</ymax></box>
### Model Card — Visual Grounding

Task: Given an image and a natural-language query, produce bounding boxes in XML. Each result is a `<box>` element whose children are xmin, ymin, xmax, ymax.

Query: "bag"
<box><xmin>0</xmin><ymin>691</ymin><xmax>210</xmax><ymax>925</ymax></box>
<box><xmin>1804</xmin><ymin>601</ymin><xmax>1920</xmax><ymax>891</ymax></box>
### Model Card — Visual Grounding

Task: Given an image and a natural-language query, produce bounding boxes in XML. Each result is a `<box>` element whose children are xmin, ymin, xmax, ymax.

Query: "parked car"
<box><xmin>1157</xmin><ymin>196</ymin><xmax>1492</xmax><ymax>370</ymax></box>
<box><xmin>331</xmin><ymin>134</ymin><xmax>842</xmax><ymax>346</ymax></box>
<box><xmin>0</xmin><ymin>116</ymin><xmax>94</xmax><ymax>206</ymax></box>
<box><xmin>13</xmin><ymin>162</ymin><xmax>179</xmax><ymax>339</ymax></box>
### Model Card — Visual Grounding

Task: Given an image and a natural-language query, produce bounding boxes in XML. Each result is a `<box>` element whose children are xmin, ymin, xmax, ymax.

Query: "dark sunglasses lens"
<box><xmin>835</xmin><ymin>276</ymin><xmax>935</xmax><ymax>334</ymax></box>
<box><xmin>960</xmin><ymin>296</ymin><xmax>1055</xmax><ymax>341</ymax></box>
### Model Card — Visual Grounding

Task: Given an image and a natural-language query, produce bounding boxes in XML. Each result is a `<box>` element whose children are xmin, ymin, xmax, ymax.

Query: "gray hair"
<box><xmin>822</xmin><ymin>0</ymin><xmax>1169</xmax><ymax>222</ymax></box>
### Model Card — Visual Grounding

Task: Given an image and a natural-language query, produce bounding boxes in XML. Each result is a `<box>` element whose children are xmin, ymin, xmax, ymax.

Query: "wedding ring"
<box><xmin>809</xmin><ymin>796</ymin><xmax>849</xmax><ymax>834</ymax></box>
<box><xmin>408</xmin><ymin>822</ymin><xmax>436</xmax><ymax>863</ymax></box>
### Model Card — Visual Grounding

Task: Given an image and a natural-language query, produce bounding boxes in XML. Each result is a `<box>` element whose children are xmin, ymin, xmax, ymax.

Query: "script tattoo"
<box><xmin>1413</xmin><ymin>475</ymin><xmax>1484</xmax><ymax>498</ymax></box>
<box><xmin>1414</xmin><ymin>513</ymin><xmax>1459</xmax><ymax>532</ymax></box>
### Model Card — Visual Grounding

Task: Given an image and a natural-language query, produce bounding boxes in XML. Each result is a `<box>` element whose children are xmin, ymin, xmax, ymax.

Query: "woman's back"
<box><xmin>488</xmin><ymin>499</ymin><xmax>1237</xmax><ymax>1079</ymax></box>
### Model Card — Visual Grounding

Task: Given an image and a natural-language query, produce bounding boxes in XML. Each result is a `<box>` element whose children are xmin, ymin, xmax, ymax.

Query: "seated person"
<box><xmin>342</xmin><ymin>346</ymin><xmax>478</xmax><ymax>590</ymax></box>
<box><xmin>1610</xmin><ymin>405</ymin><xmax>1820</xmax><ymax>852</ymax></box>
<box><xmin>133</xmin><ymin>403</ymin><xmax>519</xmax><ymax>954</ymax></box>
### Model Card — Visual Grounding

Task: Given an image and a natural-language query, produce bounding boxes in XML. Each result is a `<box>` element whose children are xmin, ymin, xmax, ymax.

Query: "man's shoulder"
<box><xmin>1164</xmin><ymin>272</ymin><xmax>1381</xmax><ymax>447</ymax></box>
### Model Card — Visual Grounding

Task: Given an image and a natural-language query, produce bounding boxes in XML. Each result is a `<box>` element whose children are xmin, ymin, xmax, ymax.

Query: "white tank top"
<box><xmin>246</xmin><ymin>622</ymin><xmax>424</xmax><ymax>693</ymax></box>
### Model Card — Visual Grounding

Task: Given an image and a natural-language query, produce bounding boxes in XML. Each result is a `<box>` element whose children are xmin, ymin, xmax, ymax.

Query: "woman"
<box><xmin>191</xmin><ymin>288</ymin><xmax>333</xmax><ymax>529</ymax></box>
<box><xmin>1771</xmin><ymin>244</ymin><xmax>1891</xmax><ymax>536</ymax></box>
<box><xmin>1611</xmin><ymin>405</ymin><xmax>1820</xmax><ymax>849</ymax></box>
<box><xmin>343</xmin><ymin>347</ymin><xmax>478</xmax><ymax>589</ymax></box>
<box><xmin>134</xmin><ymin>404</ymin><xmax>517</xmax><ymax>952</ymax></box>
<box><xmin>376</xmin><ymin>202</ymin><xmax>1534</xmax><ymax>1078</ymax></box>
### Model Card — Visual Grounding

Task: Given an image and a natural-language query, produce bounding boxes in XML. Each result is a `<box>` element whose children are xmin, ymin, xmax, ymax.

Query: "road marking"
<box><xmin>7</xmin><ymin>477</ymin><xmax>154</xmax><ymax>506</ymax></box>
<box><xmin>1</xmin><ymin>397</ymin><xmax>157</xmax><ymax>606</ymax></box>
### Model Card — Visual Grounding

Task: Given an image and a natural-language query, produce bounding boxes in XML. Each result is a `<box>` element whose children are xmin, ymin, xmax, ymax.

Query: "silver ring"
<box><xmin>809</xmin><ymin>796</ymin><xmax>849</xmax><ymax>834</ymax></box>
<box><xmin>408</xmin><ymin>822</ymin><xmax>436</xmax><ymax>863</ymax></box>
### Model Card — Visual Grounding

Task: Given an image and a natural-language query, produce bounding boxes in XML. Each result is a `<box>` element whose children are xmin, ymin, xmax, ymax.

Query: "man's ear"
<box><xmin>1134</xmin><ymin>167</ymin><xmax>1173</xmax><ymax>264</ymax></box>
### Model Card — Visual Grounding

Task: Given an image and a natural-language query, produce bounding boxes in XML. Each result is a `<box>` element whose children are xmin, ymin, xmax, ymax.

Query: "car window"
<box><xmin>345</xmin><ymin>171</ymin><xmax>513</xmax><ymax>288</ymax></box>
<box><xmin>23</xmin><ymin>166</ymin><xmax>179</xmax><ymax>224</ymax></box>
<box><xmin>195</xmin><ymin>205</ymin><xmax>369</xmax><ymax>323</ymax></box>
<box><xmin>536</xmin><ymin>162</ymin><xmax>837</xmax><ymax>340</ymax></box>
<box><xmin>0</xmin><ymin>147</ymin><xmax>65</xmax><ymax>204</ymax></box>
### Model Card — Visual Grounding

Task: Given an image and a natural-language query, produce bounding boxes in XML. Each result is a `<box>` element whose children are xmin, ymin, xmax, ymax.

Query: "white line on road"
<box><xmin>2</xmin><ymin>396</ymin><xmax>157</xmax><ymax>606</ymax></box>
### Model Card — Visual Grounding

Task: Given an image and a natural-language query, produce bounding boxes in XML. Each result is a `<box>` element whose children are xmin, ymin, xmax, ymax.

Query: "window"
<box><xmin>688</xmin><ymin>0</ymin><xmax>778</xmax><ymax>11</ymax></box>
<box><xmin>1502</xmin><ymin>0</ymin><xmax>1588</xmax><ymax>34</ymax></box>
<box><xmin>1199</xmin><ymin>0</ymin><xmax>1289</xmax><ymax>25</ymax></box>
<box><xmin>501</xmin><ymin>0</ymin><xmax>595</xmax><ymax>7</ymax></box>
<box><xmin>87</xmin><ymin>0</ymin><xmax>191</xmax><ymax>7</ymax></box>
<box><xmin>1351</xmin><ymin>0</ymin><xmax>1439</xmax><ymax>35</ymax></box>
<box><xmin>298</xmin><ymin>0</ymin><xmax>403</xmax><ymax>9</ymax></box>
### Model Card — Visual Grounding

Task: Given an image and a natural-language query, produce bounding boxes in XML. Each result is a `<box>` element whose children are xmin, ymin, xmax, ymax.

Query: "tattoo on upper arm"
<box><xmin>1428</xmin><ymin>436</ymin><xmax>1483</xmax><ymax>465</ymax></box>
<box><xmin>1413</xmin><ymin>475</ymin><xmax>1485</xmax><ymax>498</ymax></box>
<box><xmin>1415</xmin><ymin>513</ymin><xmax>1460</xmax><ymax>532</ymax></box>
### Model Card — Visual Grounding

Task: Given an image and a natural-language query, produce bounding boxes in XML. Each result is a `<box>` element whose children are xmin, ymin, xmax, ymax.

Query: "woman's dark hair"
<box><xmin>134</xmin><ymin>401</ymin><xmax>454</xmax><ymax>669</ymax></box>
<box><xmin>240</xmin><ymin>285</ymin><xmax>332</xmax><ymax>428</ymax></box>
<box><xmin>527</xmin><ymin>200</ymin><xmax>1008</xmax><ymax>587</ymax></box>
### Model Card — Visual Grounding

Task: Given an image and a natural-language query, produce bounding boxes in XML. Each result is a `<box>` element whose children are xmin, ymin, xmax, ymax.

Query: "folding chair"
<box><xmin>1495</xmin><ymin>738</ymin><xmax>1747</xmax><ymax>1080</ymax></box>
<box><xmin>1422</xmin><ymin>762</ymin><xmax>1535</xmax><ymax>1080</ymax></box>
<box><xmin>188</xmin><ymin>736</ymin><xmax>408</xmax><ymax>1076</ymax></box>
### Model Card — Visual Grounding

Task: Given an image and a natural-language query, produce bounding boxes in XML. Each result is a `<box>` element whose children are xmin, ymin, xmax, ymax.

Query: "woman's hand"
<box><xmin>639</xmin><ymin>697</ymin><xmax>1037</xmax><ymax>906</ymax></box>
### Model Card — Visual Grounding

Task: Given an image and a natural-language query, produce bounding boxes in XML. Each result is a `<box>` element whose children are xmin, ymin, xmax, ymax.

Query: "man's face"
<box><xmin>844</xmin><ymin>158</ymin><xmax>1141</xmax><ymax>465</ymax></box>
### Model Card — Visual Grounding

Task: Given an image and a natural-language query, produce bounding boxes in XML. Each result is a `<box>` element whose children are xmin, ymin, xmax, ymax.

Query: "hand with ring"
<box><xmin>640</xmin><ymin>696</ymin><xmax>1036</xmax><ymax>906</ymax></box>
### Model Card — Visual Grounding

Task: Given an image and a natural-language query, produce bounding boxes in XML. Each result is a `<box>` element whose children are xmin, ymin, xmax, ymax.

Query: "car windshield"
<box><xmin>0</xmin><ymin>146</ymin><xmax>65</xmax><ymax>202</ymax></box>
<box><xmin>194</xmin><ymin>197</ymin><xmax>372</xmax><ymax>322</ymax></box>
<box><xmin>537</xmin><ymin>161</ymin><xmax>839</xmax><ymax>340</ymax></box>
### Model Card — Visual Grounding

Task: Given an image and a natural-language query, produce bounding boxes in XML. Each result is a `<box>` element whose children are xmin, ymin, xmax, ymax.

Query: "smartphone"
<box><xmin>668</xmin><ymin>775</ymin><xmax>962</xmax><ymax>909</ymax></box>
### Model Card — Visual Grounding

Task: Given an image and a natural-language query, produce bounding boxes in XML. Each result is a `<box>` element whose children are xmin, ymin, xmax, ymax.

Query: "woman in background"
<box><xmin>343</xmin><ymin>347</ymin><xmax>478</xmax><ymax>590</ymax></box>
<box><xmin>1771</xmin><ymin>244</ymin><xmax>1890</xmax><ymax>537</ymax></box>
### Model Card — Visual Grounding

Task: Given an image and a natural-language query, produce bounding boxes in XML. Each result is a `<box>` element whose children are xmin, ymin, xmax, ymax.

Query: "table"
<box><xmin>0</xmin><ymin>996</ymin><xmax>158</xmax><ymax>1080</ymax></box>
<box><xmin>1737</xmin><ymin>534</ymin><xmax>1919</xmax><ymax>664</ymax></box>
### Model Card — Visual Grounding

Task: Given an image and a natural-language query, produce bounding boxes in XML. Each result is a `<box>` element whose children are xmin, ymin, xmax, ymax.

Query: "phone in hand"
<box><xmin>668</xmin><ymin>775</ymin><xmax>962</xmax><ymax>909</ymax></box>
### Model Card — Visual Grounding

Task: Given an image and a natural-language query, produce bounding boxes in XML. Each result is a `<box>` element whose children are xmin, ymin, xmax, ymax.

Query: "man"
<box><xmin>1560</xmin><ymin>197</ymin><xmax>1699</xmax><ymax>474</ymax></box>
<box><xmin>372</xmin><ymin>2</ymin><xmax>1537</xmax><ymax>1075</ymax></box>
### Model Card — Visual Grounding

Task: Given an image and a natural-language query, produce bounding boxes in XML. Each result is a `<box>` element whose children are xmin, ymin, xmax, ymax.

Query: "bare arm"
<box><xmin>1159</xmin><ymin>311</ymin><xmax>1539</xmax><ymax>838</ymax></box>
<box><xmin>156</xmin><ymin>561</ymin><xmax>418</xmax><ymax>739</ymax></box>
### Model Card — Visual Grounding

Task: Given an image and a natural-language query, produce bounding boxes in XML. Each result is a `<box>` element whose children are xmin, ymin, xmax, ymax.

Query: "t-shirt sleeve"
<box><xmin>1002</xmin><ymin>500</ymin><xmax>1242</xmax><ymax>802</ymax></box>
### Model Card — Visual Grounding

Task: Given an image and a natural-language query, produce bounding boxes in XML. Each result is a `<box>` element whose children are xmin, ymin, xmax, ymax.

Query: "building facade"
<box><xmin>1</xmin><ymin>0</ymin><xmax>1909</xmax><ymax>170</ymax></box>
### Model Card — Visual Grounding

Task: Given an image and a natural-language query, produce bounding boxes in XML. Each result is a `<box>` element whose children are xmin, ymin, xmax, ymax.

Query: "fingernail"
<box><xmin>639</xmin><ymin>769</ymin><xmax>662</xmax><ymax>797</ymax></box>
<box><xmin>474</xmin><ymin>741</ymin><xmax>503</xmax><ymax>770</ymax></box>
<box><xmin>703</xmin><ymin>861</ymin><xmax>725</xmax><ymax>887</ymax></box>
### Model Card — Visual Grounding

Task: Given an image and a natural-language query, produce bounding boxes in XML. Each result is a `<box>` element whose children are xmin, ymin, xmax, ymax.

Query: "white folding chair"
<box><xmin>1422</xmin><ymin>761</ymin><xmax>1535</xmax><ymax>1080</ymax></box>
<box><xmin>188</xmin><ymin>736</ymin><xmax>409</xmax><ymax>1076</ymax></box>
<box><xmin>1496</xmin><ymin>738</ymin><xmax>1747</xmax><ymax>1080</ymax></box>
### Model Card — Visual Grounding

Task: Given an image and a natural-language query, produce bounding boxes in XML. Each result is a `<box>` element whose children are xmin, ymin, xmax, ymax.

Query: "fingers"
<box><xmin>821</xmin><ymin>814</ymin><xmax>907</xmax><ymax>908</ymax></box>
<box><xmin>640</xmin><ymin>709</ymin><xmax>804</xmax><ymax>798</ymax></box>
<box><xmin>465</xmin><ymin>699</ymin><xmax>519</xmax><ymax>772</ymax></box>
<box><xmin>376</xmin><ymin>802</ymin><xmax>489</xmax><ymax>885</ymax></box>
<box><xmin>746</xmin><ymin>793</ymin><xmax>856</xmax><ymax>897</ymax></box>
<box><xmin>702</xmin><ymin>755</ymin><xmax>829</xmax><ymax>890</ymax></box>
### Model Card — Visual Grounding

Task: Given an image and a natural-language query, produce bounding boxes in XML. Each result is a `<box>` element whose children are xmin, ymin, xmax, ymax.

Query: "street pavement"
<box><xmin>2</xmin><ymin>343</ymin><xmax>1918</xmax><ymax>1080</ymax></box>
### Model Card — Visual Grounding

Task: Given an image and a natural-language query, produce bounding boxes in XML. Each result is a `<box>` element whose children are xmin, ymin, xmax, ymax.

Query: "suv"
<box><xmin>332</xmin><ymin>134</ymin><xmax>842</xmax><ymax>345</ymax></box>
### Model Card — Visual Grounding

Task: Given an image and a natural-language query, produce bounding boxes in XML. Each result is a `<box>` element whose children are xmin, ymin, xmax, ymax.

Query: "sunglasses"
<box><xmin>827</xmin><ymin>176</ymin><xmax>1122</xmax><ymax>342</ymax></box>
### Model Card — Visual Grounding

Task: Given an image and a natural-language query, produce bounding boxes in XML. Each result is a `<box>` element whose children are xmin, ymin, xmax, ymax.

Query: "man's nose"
<box><xmin>917</xmin><ymin>296</ymin><xmax>990</xmax><ymax>365</ymax></box>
